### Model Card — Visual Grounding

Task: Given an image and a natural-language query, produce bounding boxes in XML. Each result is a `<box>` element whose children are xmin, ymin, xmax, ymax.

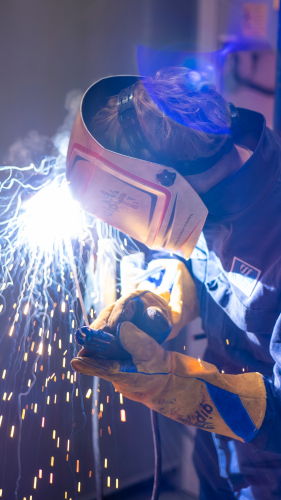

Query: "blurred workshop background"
<box><xmin>0</xmin><ymin>1</ymin><xmax>280</xmax><ymax>499</ymax></box>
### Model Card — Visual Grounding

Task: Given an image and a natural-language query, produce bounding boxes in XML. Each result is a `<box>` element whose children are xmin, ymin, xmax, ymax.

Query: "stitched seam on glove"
<box><xmin>120</xmin><ymin>290</ymin><xmax>167</xmax><ymax>314</ymax></box>
<box><xmin>72</xmin><ymin>357</ymin><xmax>269</xmax><ymax>394</ymax></box>
<box><xmin>72</xmin><ymin>357</ymin><xmax>171</xmax><ymax>375</ymax></box>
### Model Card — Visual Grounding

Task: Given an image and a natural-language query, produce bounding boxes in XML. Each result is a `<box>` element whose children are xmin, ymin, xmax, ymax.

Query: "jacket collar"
<box><xmin>200</xmin><ymin>108</ymin><xmax>280</xmax><ymax>217</ymax></box>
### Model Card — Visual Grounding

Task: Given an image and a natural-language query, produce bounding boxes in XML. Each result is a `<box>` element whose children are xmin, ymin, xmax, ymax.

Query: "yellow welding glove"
<box><xmin>71</xmin><ymin>322</ymin><xmax>266</xmax><ymax>443</ymax></box>
<box><xmin>88</xmin><ymin>289</ymin><xmax>173</xmax><ymax>344</ymax></box>
<box><xmin>89</xmin><ymin>259</ymin><xmax>199</xmax><ymax>343</ymax></box>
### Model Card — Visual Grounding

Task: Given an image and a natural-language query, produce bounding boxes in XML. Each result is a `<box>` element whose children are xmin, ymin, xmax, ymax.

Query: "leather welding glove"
<box><xmin>90</xmin><ymin>259</ymin><xmax>199</xmax><ymax>343</ymax></box>
<box><xmin>71</xmin><ymin>322</ymin><xmax>266</xmax><ymax>443</ymax></box>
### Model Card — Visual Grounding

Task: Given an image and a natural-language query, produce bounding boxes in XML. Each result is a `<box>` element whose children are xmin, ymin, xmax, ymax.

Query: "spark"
<box><xmin>0</xmin><ymin>156</ymin><xmax>138</xmax><ymax>499</ymax></box>
<box><xmin>86</xmin><ymin>389</ymin><xmax>92</xmax><ymax>399</ymax></box>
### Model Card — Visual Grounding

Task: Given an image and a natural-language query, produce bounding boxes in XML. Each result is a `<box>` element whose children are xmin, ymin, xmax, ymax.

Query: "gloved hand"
<box><xmin>71</xmin><ymin>322</ymin><xmax>266</xmax><ymax>443</ymax></box>
<box><xmin>88</xmin><ymin>259</ymin><xmax>199</xmax><ymax>344</ymax></box>
<box><xmin>86</xmin><ymin>289</ymin><xmax>173</xmax><ymax>345</ymax></box>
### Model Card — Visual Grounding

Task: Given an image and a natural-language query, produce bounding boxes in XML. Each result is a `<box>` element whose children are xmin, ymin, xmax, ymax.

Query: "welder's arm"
<box><xmin>71</xmin><ymin>322</ymin><xmax>266</xmax><ymax>443</ymax></box>
<box><xmin>249</xmin><ymin>313</ymin><xmax>281</xmax><ymax>452</ymax></box>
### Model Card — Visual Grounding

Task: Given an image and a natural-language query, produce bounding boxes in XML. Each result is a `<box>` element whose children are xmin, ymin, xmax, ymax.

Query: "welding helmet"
<box><xmin>66</xmin><ymin>75</ymin><xmax>211</xmax><ymax>258</ymax></box>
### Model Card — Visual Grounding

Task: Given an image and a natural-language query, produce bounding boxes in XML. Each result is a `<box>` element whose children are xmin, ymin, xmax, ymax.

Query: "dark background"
<box><xmin>0</xmin><ymin>0</ymin><xmax>197</xmax><ymax>162</ymax></box>
<box><xmin>1</xmin><ymin>1</ymin><xmax>279</xmax><ymax>498</ymax></box>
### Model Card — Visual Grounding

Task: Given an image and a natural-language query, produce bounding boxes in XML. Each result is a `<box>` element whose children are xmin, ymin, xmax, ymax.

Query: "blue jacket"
<box><xmin>188</xmin><ymin>108</ymin><xmax>281</xmax><ymax>498</ymax></box>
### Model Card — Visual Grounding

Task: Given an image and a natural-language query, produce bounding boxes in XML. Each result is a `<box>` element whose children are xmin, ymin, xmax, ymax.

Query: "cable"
<box><xmin>92</xmin><ymin>376</ymin><xmax>103</xmax><ymax>500</ymax></box>
<box><xmin>150</xmin><ymin>410</ymin><xmax>162</xmax><ymax>500</ymax></box>
<box><xmin>67</xmin><ymin>241</ymin><xmax>103</xmax><ymax>500</ymax></box>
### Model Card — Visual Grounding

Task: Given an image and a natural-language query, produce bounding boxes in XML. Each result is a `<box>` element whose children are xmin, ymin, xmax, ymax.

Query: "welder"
<box><xmin>67</xmin><ymin>67</ymin><xmax>281</xmax><ymax>500</ymax></box>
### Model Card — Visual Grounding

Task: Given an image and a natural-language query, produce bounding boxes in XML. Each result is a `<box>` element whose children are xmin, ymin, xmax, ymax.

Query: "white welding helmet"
<box><xmin>66</xmin><ymin>75</ymin><xmax>209</xmax><ymax>259</ymax></box>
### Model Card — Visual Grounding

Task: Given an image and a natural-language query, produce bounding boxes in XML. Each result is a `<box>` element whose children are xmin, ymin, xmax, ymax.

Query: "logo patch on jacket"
<box><xmin>229</xmin><ymin>257</ymin><xmax>261</xmax><ymax>297</ymax></box>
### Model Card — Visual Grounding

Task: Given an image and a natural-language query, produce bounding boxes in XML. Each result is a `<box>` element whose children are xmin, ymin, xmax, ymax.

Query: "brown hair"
<box><xmin>90</xmin><ymin>67</ymin><xmax>232</xmax><ymax>165</ymax></box>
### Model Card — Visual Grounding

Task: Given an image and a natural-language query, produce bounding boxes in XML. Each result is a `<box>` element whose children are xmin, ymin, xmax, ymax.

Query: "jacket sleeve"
<box><xmin>250</xmin><ymin>313</ymin><xmax>281</xmax><ymax>452</ymax></box>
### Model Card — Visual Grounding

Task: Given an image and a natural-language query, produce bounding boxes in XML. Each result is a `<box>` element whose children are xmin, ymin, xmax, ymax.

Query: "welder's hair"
<box><xmin>90</xmin><ymin>67</ymin><xmax>232</xmax><ymax>167</ymax></box>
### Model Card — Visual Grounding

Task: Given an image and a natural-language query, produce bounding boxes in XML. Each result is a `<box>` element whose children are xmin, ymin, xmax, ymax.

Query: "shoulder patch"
<box><xmin>229</xmin><ymin>257</ymin><xmax>261</xmax><ymax>297</ymax></box>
